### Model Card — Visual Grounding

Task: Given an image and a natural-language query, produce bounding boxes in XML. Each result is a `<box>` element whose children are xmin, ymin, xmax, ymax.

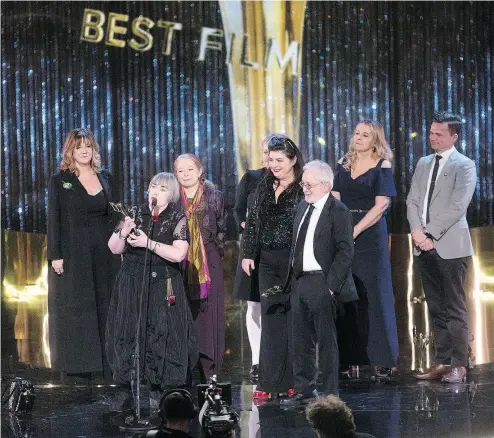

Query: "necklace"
<box><xmin>276</xmin><ymin>179</ymin><xmax>293</xmax><ymax>190</ymax></box>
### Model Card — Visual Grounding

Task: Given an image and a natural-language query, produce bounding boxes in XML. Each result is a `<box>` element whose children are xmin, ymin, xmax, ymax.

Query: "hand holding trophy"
<box><xmin>110</xmin><ymin>202</ymin><xmax>140</xmax><ymax>236</ymax></box>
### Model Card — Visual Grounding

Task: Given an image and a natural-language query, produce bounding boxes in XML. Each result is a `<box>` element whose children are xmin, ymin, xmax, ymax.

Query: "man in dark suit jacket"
<box><xmin>281</xmin><ymin>160</ymin><xmax>357</xmax><ymax>404</ymax></box>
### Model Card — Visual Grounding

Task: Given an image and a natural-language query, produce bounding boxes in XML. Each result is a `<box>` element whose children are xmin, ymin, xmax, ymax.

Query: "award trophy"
<box><xmin>412</xmin><ymin>325</ymin><xmax>433</xmax><ymax>372</ymax></box>
<box><xmin>219</xmin><ymin>0</ymin><xmax>307</xmax><ymax>176</ymax></box>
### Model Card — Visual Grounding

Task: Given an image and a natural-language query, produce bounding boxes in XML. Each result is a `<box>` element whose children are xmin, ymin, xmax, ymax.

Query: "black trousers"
<box><xmin>337</xmin><ymin>276</ymin><xmax>370</xmax><ymax>370</ymax></box>
<box><xmin>418</xmin><ymin>250</ymin><xmax>470</xmax><ymax>367</ymax></box>
<box><xmin>258</xmin><ymin>248</ymin><xmax>293</xmax><ymax>393</ymax></box>
<box><xmin>291</xmin><ymin>272</ymin><xmax>338</xmax><ymax>394</ymax></box>
<box><xmin>91</xmin><ymin>226</ymin><xmax>112</xmax><ymax>378</ymax></box>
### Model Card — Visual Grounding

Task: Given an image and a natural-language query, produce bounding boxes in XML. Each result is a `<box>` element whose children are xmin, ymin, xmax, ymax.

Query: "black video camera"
<box><xmin>2</xmin><ymin>378</ymin><xmax>35</xmax><ymax>414</ymax></box>
<box><xmin>198</xmin><ymin>375</ymin><xmax>238</xmax><ymax>437</ymax></box>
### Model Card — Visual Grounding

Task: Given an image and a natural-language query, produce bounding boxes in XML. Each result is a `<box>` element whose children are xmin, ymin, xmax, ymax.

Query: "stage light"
<box><xmin>471</xmin><ymin>255</ymin><xmax>494</xmax><ymax>365</ymax></box>
<box><xmin>406</xmin><ymin>234</ymin><xmax>416</xmax><ymax>370</ymax></box>
<box><xmin>42</xmin><ymin>313</ymin><xmax>51</xmax><ymax>368</ymax></box>
<box><xmin>2</xmin><ymin>266</ymin><xmax>48</xmax><ymax>302</ymax></box>
<box><xmin>472</xmin><ymin>255</ymin><xmax>494</xmax><ymax>301</ymax></box>
<box><xmin>2</xmin><ymin>265</ymin><xmax>51</xmax><ymax>367</ymax></box>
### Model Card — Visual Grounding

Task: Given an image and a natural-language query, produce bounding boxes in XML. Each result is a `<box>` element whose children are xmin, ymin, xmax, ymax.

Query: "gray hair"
<box><xmin>303</xmin><ymin>160</ymin><xmax>334</xmax><ymax>186</ymax></box>
<box><xmin>149</xmin><ymin>172</ymin><xmax>180</xmax><ymax>204</ymax></box>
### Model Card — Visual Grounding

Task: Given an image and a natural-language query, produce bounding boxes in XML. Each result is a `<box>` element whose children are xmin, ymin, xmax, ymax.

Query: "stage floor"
<box><xmin>2</xmin><ymin>228</ymin><xmax>494</xmax><ymax>437</ymax></box>
<box><xmin>2</xmin><ymin>360</ymin><xmax>494</xmax><ymax>437</ymax></box>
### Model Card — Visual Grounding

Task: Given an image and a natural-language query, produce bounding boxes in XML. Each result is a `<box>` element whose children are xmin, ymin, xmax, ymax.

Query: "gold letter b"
<box><xmin>81</xmin><ymin>9</ymin><xmax>105</xmax><ymax>43</ymax></box>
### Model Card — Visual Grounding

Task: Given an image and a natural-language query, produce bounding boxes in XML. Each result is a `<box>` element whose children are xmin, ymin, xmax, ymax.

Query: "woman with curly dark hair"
<box><xmin>241</xmin><ymin>135</ymin><xmax>304</xmax><ymax>400</ymax></box>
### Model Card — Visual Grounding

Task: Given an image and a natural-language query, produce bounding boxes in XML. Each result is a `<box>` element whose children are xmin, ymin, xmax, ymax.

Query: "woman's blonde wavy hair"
<box><xmin>343</xmin><ymin>120</ymin><xmax>393</xmax><ymax>171</ymax></box>
<box><xmin>60</xmin><ymin>128</ymin><xmax>101</xmax><ymax>175</ymax></box>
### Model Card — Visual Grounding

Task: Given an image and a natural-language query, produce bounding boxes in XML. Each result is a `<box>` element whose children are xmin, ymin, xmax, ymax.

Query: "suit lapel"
<box><xmin>62</xmin><ymin>170</ymin><xmax>84</xmax><ymax>191</ymax></box>
<box><xmin>288</xmin><ymin>201</ymin><xmax>308</xmax><ymax>271</ymax></box>
<box><xmin>430</xmin><ymin>150</ymin><xmax>457</xmax><ymax>203</ymax></box>
<box><xmin>418</xmin><ymin>155</ymin><xmax>435</xmax><ymax>215</ymax></box>
<box><xmin>98</xmin><ymin>171</ymin><xmax>111</xmax><ymax>201</ymax></box>
<box><xmin>292</xmin><ymin>200</ymin><xmax>308</xmax><ymax>243</ymax></box>
<box><xmin>314</xmin><ymin>195</ymin><xmax>334</xmax><ymax>239</ymax></box>
<box><xmin>422</xmin><ymin>155</ymin><xmax>435</xmax><ymax>191</ymax></box>
<box><xmin>62</xmin><ymin>170</ymin><xmax>110</xmax><ymax>200</ymax></box>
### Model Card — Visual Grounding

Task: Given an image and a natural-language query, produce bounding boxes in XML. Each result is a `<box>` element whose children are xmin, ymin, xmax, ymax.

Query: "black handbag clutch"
<box><xmin>261</xmin><ymin>284</ymin><xmax>290</xmax><ymax>306</ymax></box>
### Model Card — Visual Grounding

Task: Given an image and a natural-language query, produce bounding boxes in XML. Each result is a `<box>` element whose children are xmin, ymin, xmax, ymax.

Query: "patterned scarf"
<box><xmin>181</xmin><ymin>184</ymin><xmax>211</xmax><ymax>299</ymax></box>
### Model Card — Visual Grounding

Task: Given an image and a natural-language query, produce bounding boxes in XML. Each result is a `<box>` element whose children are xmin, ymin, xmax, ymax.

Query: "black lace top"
<box><xmin>115</xmin><ymin>203</ymin><xmax>189</xmax><ymax>281</ymax></box>
<box><xmin>242</xmin><ymin>176</ymin><xmax>303</xmax><ymax>259</ymax></box>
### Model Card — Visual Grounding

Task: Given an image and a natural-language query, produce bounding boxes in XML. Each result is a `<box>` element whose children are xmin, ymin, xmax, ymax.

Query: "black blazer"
<box><xmin>284</xmin><ymin>194</ymin><xmax>357</xmax><ymax>303</ymax></box>
<box><xmin>46</xmin><ymin>168</ymin><xmax>121</xmax><ymax>372</ymax></box>
<box><xmin>47</xmin><ymin>168</ymin><xmax>119</xmax><ymax>260</ymax></box>
<box><xmin>233</xmin><ymin>168</ymin><xmax>265</xmax><ymax>231</ymax></box>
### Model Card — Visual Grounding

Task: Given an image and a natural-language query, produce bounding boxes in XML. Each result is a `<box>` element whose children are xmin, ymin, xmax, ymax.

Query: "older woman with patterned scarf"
<box><xmin>174</xmin><ymin>153</ymin><xmax>226</xmax><ymax>381</ymax></box>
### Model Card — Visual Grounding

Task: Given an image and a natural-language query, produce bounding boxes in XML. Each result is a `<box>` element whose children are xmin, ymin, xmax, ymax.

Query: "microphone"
<box><xmin>151</xmin><ymin>198</ymin><xmax>159</xmax><ymax>223</ymax></box>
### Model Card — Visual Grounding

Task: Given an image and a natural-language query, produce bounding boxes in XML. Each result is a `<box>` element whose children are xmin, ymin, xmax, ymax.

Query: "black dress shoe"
<box><xmin>280</xmin><ymin>389</ymin><xmax>319</xmax><ymax>406</ymax></box>
<box><xmin>373</xmin><ymin>366</ymin><xmax>397</xmax><ymax>382</ymax></box>
<box><xmin>415</xmin><ymin>364</ymin><xmax>451</xmax><ymax>381</ymax></box>
<box><xmin>441</xmin><ymin>366</ymin><xmax>467</xmax><ymax>383</ymax></box>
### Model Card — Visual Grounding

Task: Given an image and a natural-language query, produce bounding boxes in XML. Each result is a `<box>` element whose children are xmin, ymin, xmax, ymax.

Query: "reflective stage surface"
<box><xmin>2</xmin><ymin>228</ymin><xmax>494</xmax><ymax>437</ymax></box>
<box><xmin>2</xmin><ymin>364</ymin><xmax>494</xmax><ymax>437</ymax></box>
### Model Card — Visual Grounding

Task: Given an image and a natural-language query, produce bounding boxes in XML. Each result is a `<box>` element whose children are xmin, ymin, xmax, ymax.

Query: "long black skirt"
<box><xmin>106</xmin><ymin>266</ymin><xmax>198</xmax><ymax>388</ymax></box>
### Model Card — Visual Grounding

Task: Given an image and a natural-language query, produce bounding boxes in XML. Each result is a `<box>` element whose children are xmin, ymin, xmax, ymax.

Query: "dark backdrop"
<box><xmin>2</xmin><ymin>1</ymin><xmax>493</xmax><ymax>237</ymax></box>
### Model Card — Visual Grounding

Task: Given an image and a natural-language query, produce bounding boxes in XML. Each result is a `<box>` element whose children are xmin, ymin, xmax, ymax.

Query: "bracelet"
<box><xmin>153</xmin><ymin>241</ymin><xmax>159</xmax><ymax>252</ymax></box>
<box><xmin>118</xmin><ymin>230</ymin><xmax>127</xmax><ymax>240</ymax></box>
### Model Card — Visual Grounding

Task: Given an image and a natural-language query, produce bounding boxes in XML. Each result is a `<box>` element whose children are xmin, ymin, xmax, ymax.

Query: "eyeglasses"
<box><xmin>299</xmin><ymin>181</ymin><xmax>323</xmax><ymax>190</ymax></box>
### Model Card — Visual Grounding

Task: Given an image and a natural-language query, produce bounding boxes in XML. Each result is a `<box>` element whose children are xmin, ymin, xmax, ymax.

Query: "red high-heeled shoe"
<box><xmin>253</xmin><ymin>390</ymin><xmax>270</xmax><ymax>399</ymax></box>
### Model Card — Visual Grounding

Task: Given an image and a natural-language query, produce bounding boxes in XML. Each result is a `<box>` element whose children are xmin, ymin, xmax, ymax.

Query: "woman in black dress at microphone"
<box><xmin>106</xmin><ymin>172</ymin><xmax>198</xmax><ymax>411</ymax></box>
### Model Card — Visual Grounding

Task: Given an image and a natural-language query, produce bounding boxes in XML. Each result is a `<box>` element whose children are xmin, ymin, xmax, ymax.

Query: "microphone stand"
<box><xmin>118</xmin><ymin>201</ymin><xmax>158</xmax><ymax>432</ymax></box>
